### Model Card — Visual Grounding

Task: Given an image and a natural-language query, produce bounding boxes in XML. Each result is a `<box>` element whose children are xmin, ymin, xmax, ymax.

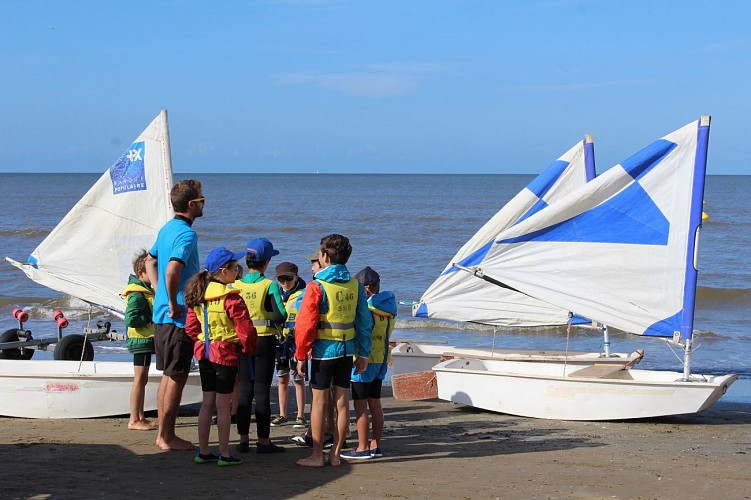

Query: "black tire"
<box><xmin>0</xmin><ymin>328</ymin><xmax>34</xmax><ymax>360</ymax></box>
<box><xmin>53</xmin><ymin>334</ymin><xmax>94</xmax><ymax>361</ymax></box>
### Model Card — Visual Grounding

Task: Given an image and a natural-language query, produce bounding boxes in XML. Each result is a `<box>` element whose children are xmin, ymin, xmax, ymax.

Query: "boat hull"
<box><xmin>391</xmin><ymin>341</ymin><xmax>638</xmax><ymax>375</ymax></box>
<box><xmin>433</xmin><ymin>358</ymin><xmax>737</xmax><ymax>420</ymax></box>
<box><xmin>0</xmin><ymin>359</ymin><xmax>203</xmax><ymax>419</ymax></box>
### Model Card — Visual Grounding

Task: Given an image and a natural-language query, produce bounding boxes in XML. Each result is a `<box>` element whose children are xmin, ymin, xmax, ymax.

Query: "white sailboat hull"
<box><xmin>433</xmin><ymin>358</ymin><xmax>737</xmax><ymax>420</ymax></box>
<box><xmin>0</xmin><ymin>360</ymin><xmax>203</xmax><ymax>419</ymax></box>
<box><xmin>391</xmin><ymin>341</ymin><xmax>638</xmax><ymax>375</ymax></box>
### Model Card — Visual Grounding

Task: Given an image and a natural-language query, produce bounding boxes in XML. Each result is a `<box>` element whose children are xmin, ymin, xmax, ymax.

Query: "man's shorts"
<box><xmin>198</xmin><ymin>359</ymin><xmax>238</xmax><ymax>394</ymax></box>
<box><xmin>310</xmin><ymin>356</ymin><xmax>353</xmax><ymax>390</ymax></box>
<box><xmin>154</xmin><ymin>323</ymin><xmax>194</xmax><ymax>376</ymax></box>
<box><xmin>351</xmin><ymin>379</ymin><xmax>383</xmax><ymax>401</ymax></box>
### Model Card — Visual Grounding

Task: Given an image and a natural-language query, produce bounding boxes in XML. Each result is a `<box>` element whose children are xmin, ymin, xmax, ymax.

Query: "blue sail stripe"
<box><xmin>497</xmin><ymin>180</ymin><xmax>670</xmax><ymax>245</ymax></box>
<box><xmin>526</xmin><ymin>160</ymin><xmax>570</xmax><ymax>198</ymax></box>
<box><xmin>512</xmin><ymin>198</ymin><xmax>549</xmax><ymax>226</ymax></box>
<box><xmin>441</xmin><ymin>240</ymin><xmax>494</xmax><ymax>276</ymax></box>
<box><xmin>679</xmin><ymin>119</ymin><xmax>710</xmax><ymax>340</ymax></box>
<box><xmin>621</xmin><ymin>139</ymin><xmax>677</xmax><ymax>180</ymax></box>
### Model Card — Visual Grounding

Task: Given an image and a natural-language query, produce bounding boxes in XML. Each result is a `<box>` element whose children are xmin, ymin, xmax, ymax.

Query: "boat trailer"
<box><xmin>0</xmin><ymin>308</ymin><xmax>125</xmax><ymax>361</ymax></box>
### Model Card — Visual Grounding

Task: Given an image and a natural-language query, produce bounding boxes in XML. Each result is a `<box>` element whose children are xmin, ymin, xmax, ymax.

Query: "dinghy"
<box><xmin>2</xmin><ymin>110</ymin><xmax>202</xmax><ymax>418</ymax></box>
<box><xmin>394</xmin><ymin>136</ymin><xmax>638</xmax><ymax>386</ymax></box>
<box><xmin>433</xmin><ymin>116</ymin><xmax>737</xmax><ymax>420</ymax></box>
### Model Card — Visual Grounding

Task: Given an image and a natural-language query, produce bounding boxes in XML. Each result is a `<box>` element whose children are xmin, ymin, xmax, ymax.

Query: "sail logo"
<box><xmin>110</xmin><ymin>141</ymin><xmax>147</xmax><ymax>194</ymax></box>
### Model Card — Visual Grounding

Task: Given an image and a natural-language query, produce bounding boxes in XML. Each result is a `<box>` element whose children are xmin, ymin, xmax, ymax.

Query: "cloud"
<box><xmin>509</xmin><ymin>79</ymin><xmax>653</xmax><ymax>92</ymax></box>
<box><xmin>698</xmin><ymin>37</ymin><xmax>750</xmax><ymax>53</ymax></box>
<box><xmin>276</xmin><ymin>61</ymin><xmax>444</xmax><ymax>98</ymax></box>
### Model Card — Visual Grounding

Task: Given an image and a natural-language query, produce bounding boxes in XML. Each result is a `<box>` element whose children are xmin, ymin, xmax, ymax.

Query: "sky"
<box><xmin>1</xmin><ymin>0</ymin><xmax>749</xmax><ymax>174</ymax></box>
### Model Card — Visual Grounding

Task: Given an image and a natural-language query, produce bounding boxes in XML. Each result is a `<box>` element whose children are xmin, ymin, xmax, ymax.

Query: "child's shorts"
<box><xmin>198</xmin><ymin>359</ymin><xmax>238</xmax><ymax>395</ymax></box>
<box><xmin>310</xmin><ymin>356</ymin><xmax>353</xmax><ymax>390</ymax></box>
<box><xmin>351</xmin><ymin>379</ymin><xmax>383</xmax><ymax>400</ymax></box>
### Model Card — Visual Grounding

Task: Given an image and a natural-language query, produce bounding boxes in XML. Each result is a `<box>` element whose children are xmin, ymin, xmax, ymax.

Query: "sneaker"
<box><xmin>194</xmin><ymin>449</ymin><xmax>219</xmax><ymax>464</ymax></box>
<box><xmin>235</xmin><ymin>440</ymin><xmax>250</xmax><ymax>454</ymax></box>
<box><xmin>370</xmin><ymin>447</ymin><xmax>383</xmax><ymax>458</ymax></box>
<box><xmin>217</xmin><ymin>453</ymin><xmax>242</xmax><ymax>466</ymax></box>
<box><xmin>340</xmin><ymin>449</ymin><xmax>372</xmax><ymax>460</ymax></box>
<box><xmin>257</xmin><ymin>441</ymin><xmax>285</xmax><ymax>454</ymax></box>
<box><xmin>270</xmin><ymin>416</ymin><xmax>288</xmax><ymax>426</ymax></box>
<box><xmin>290</xmin><ymin>433</ymin><xmax>312</xmax><ymax>446</ymax></box>
<box><xmin>292</xmin><ymin>417</ymin><xmax>307</xmax><ymax>428</ymax></box>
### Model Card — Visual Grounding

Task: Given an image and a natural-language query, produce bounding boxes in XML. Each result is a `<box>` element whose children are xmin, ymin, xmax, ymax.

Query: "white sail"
<box><xmin>482</xmin><ymin>118</ymin><xmax>709</xmax><ymax>338</ymax></box>
<box><xmin>414</xmin><ymin>137</ymin><xmax>595</xmax><ymax>326</ymax></box>
<box><xmin>6</xmin><ymin>110</ymin><xmax>174</xmax><ymax>316</ymax></box>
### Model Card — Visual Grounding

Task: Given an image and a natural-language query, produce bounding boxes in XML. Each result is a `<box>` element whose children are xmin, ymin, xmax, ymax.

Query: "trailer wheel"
<box><xmin>53</xmin><ymin>334</ymin><xmax>94</xmax><ymax>361</ymax></box>
<box><xmin>0</xmin><ymin>329</ymin><xmax>34</xmax><ymax>360</ymax></box>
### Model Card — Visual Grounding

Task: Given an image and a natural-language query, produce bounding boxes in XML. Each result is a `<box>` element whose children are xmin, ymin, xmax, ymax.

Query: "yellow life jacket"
<box><xmin>233</xmin><ymin>278</ymin><xmax>277</xmax><ymax>336</ymax></box>
<box><xmin>316</xmin><ymin>278</ymin><xmax>358</xmax><ymax>342</ymax></box>
<box><xmin>122</xmin><ymin>283</ymin><xmax>154</xmax><ymax>340</ymax></box>
<box><xmin>283</xmin><ymin>288</ymin><xmax>304</xmax><ymax>337</ymax></box>
<box><xmin>368</xmin><ymin>305</ymin><xmax>395</xmax><ymax>365</ymax></box>
<box><xmin>193</xmin><ymin>282</ymin><xmax>242</xmax><ymax>344</ymax></box>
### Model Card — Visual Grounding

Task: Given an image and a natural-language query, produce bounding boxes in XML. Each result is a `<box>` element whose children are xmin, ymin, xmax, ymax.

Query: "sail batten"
<box><xmin>6</xmin><ymin>111</ymin><xmax>174</xmax><ymax>315</ymax></box>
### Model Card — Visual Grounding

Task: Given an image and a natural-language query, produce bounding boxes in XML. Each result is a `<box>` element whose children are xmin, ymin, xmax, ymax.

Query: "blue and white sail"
<box><xmin>6</xmin><ymin>110</ymin><xmax>174</xmax><ymax>316</ymax></box>
<box><xmin>481</xmin><ymin>117</ymin><xmax>710</xmax><ymax>339</ymax></box>
<box><xmin>414</xmin><ymin>137</ymin><xmax>596</xmax><ymax>326</ymax></box>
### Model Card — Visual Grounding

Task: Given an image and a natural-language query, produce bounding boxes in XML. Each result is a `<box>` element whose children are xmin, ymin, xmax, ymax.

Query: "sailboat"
<box><xmin>0</xmin><ymin>110</ymin><xmax>202</xmax><ymax>418</ymax></box>
<box><xmin>392</xmin><ymin>136</ymin><xmax>640</xmax><ymax>384</ymax></box>
<box><xmin>432</xmin><ymin>116</ymin><xmax>737</xmax><ymax>420</ymax></box>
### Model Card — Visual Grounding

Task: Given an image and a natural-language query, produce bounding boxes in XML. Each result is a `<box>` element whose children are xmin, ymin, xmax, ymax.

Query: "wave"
<box><xmin>696</xmin><ymin>286</ymin><xmax>751</xmax><ymax>307</ymax></box>
<box><xmin>0</xmin><ymin>296</ymin><xmax>113</xmax><ymax>320</ymax></box>
<box><xmin>0</xmin><ymin>228</ymin><xmax>48</xmax><ymax>238</ymax></box>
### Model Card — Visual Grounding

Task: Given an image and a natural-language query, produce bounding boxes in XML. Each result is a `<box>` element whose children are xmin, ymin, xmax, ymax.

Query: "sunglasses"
<box><xmin>277</xmin><ymin>275</ymin><xmax>295</xmax><ymax>283</ymax></box>
<box><xmin>189</xmin><ymin>197</ymin><xmax>206</xmax><ymax>205</ymax></box>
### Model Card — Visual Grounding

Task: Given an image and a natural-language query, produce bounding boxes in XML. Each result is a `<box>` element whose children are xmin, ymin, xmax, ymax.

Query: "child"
<box><xmin>295</xmin><ymin>234</ymin><xmax>373</xmax><ymax>467</ymax></box>
<box><xmin>271</xmin><ymin>261</ymin><xmax>307</xmax><ymax>428</ymax></box>
<box><xmin>233</xmin><ymin>237</ymin><xmax>286</xmax><ymax>454</ymax></box>
<box><xmin>185</xmin><ymin>247</ymin><xmax>257</xmax><ymax>466</ymax></box>
<box><xmin>123</xmin><ymin>249</ymin><xmax>157</xmax><ymax>431</ymax></box>
<box><xmin>341</xmin><ymin>267</ymin><xmax>397</xmax><ymax>460</ymax></box>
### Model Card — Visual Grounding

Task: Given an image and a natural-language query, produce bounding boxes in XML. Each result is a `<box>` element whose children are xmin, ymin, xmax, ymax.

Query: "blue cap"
<box><xmin>246</xmin><ymin>237</ymin><xmax>280</xmax><ymax>262</ymax></box>
<box><xmin>205</xmin><ymin>247</ymin><xmax>246</xmax><ymax>274</ymax></box>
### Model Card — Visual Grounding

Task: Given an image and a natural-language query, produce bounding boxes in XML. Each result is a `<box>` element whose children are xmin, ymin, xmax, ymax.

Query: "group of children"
<box><xmin>121</xmin><ymin>233</ymin><xmax>396</xmax><ymax>467</ymax></box>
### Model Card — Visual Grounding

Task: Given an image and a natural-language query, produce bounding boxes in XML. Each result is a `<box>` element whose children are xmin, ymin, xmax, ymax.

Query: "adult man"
<box><xmin>295</xmin><ymin>234</ymin><xmax>373</xmax><ymax>467</ymax></box>
<box><xmin>145</xmin><ymin>179</ymin><xmax>204</xmax><ymax>451</ymax></box>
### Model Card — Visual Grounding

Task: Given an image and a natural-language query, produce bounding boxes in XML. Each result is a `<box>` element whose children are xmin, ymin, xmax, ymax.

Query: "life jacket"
<box><xmin>233</xmin><ymin>278</ymin><xmax>277</xmax><ymax>336</ymax></box>
<box><xmin>367</xmin><ymin>305</ymin><xmax>395</xmax><ymax>364</ymax></box>
<box><xmin>283</xmin><ymin>289</ymin><xmax>304</xmax><ymax>337</ymax></box>
<box><xmin>316</xmin><ymin>278</ymin><xmax>358</xmax><ymax>342</ymax></box>
<box><xmin>193</xmin><ymin>282</ymin><xmax>242</xmax><ymax>344</ymax></box>
<box><xmin>122</xmin><ymin>283</ymin><xmax>154</xmax><ymax>340</ymax></box>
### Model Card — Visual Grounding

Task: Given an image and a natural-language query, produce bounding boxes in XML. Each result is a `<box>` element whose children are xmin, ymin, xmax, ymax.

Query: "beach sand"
<box><xmin>1</xmin><ymin>387</ymin><xmax>749</xmax><ymax>499</ymax></box>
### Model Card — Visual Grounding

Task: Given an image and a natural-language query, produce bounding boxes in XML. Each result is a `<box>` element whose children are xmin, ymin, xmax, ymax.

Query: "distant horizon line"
<box><xmin>0</xmin><ymin>171</ymin><xmax>747</xmax><ymax>177</ymax></box>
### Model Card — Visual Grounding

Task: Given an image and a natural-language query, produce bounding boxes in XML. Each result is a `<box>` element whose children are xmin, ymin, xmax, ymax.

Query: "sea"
<box><xmin>1</xmin><ymin>173</ymin><xmax>749</xmax><ymax>404</ymax></box>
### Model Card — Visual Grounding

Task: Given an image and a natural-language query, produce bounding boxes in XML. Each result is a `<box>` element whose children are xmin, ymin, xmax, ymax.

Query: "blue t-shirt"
<box><xmin>149</xmin><ymin>217</ymin><xmax>199</xmax><ymax>327</ymax></box>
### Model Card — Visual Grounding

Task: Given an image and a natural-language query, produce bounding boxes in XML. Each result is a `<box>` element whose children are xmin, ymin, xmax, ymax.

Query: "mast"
<box><xmin>681</xmin><ymin>115</ymin><xmax>711</xmax><ymax>380</ymax></box>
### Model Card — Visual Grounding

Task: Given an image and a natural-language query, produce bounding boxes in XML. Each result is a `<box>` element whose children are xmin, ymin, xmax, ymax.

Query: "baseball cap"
<box><xmin>205</xmin><ymin>247</ymin><xmax>246</xmax><ymax>274</ymax></box>
<box><xmin>245</xmin><ymin>237</ymin><xmax>280</xmax><ymax>261</ymax></box>
<box><xmin>306</xmin><ymin>249</ymin><xmax>320</xmax><ymax>261</ymax></box>
<box><xmin>355</xmin><ymin>266</ymin><xmax>380</xmax><ymax>286</ymax></box>
<box><xmin>275</xmin><ymin>261</ymin><xmax>298</xmax><ymax>278</ymax></box>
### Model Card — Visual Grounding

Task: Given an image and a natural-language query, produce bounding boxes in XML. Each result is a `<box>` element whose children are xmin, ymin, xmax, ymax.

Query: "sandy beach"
<box><xmin>1</xmin><ymin>387</ymin><xmax>749</xmax><ymax>500</ymax></box>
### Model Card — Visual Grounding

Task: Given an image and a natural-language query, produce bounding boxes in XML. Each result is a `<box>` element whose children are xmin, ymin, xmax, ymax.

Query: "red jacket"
<box><xmin>186</xmin><ymin>294</ymin><xmax>257</xmax><ymax>366</ymax></box>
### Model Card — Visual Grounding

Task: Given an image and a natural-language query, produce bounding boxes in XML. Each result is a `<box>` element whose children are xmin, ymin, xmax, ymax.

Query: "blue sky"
<box><xmin>1</xmin><ymin>1</ymin><xmax>749</xmax><ymax>174</ymax></box>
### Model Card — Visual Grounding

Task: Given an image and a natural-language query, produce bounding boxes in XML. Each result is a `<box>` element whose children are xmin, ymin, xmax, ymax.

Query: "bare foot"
<box><xmin>296</xmin><ymin>455</ymin><xmax>326</xmax><ymax>468</ymax></box>
<box><xmin>329</xmin><ymin>455</ymin><xmax>342</xmax><ymax>467</ymax></box>
<box><xmin>128</xmin><ymin>421</ymin><xmax>154</xmax><ymax>431</ymax></box>
<box><xmin>156</xmin><ymin>436</ymin><xmax>194</xmax><ymax>451</ymax></box>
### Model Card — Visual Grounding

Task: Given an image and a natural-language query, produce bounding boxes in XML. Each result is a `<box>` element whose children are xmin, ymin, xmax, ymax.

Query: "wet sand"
<box><xmin>1</xmin><ymin>387</ymin><xmax>749</xmax><ymax>499</ymax></box>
